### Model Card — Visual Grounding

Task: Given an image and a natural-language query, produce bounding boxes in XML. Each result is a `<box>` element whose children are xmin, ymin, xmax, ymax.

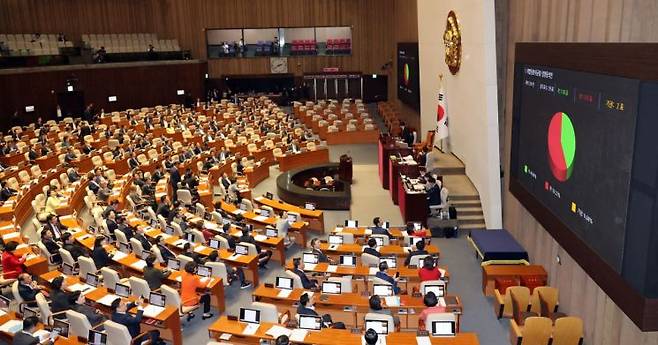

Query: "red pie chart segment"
<box><xmin>547</xmin><ymin>112</ymin><xmax>576</xmax><ymax>182</ymax></box>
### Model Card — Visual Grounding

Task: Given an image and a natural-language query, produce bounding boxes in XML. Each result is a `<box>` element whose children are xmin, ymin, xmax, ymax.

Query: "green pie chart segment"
<box><xmin>547</xmin><ymin>112</ymin><xmax>576</xmax><ymax>182</ymax></box>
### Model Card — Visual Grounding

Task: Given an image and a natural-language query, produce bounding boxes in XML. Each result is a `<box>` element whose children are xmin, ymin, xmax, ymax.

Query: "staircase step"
<box><xmin>455</xmin><ymin>207</ymin><xmax>482</xmax><ymax>216</ymax></box>
<box><xmin>460</xmin><ymin>222</ymin><xmax>487</xmax><ymax>230</ymax></box>
<box><xmin>451</xmin><ymin>200</ymin><xmax>482</xmax><ymax>208</ymax></box>
<box><xmin>458</xmin><ymin>214</ymin><xmax>486</xmax><ymax>225</ymax></box>
<box><xmin>438</xmin><ymin>167</ymin><xmax>466</xmax><ymax>175</ymax></box>
<box><xmin>450</xmin><ymin>194</ymin><xmax>480</xmax><ymax>201</ymax></box>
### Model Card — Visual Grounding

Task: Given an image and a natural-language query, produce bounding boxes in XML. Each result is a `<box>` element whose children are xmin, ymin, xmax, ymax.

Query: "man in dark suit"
<box><xmin>40</xmin><ymin>229</ymin><xmax>61</xmax><ymax>264</ymax></box>
<box><xmin>169</xmin><ymin>165</ymin><xmax>181</xmax><ymax>199</ymax></box>
<box><xmin>363</xmin><ymin>238</ymin><xmax>381</xmax><ymax>258</ymax></box>
<box><xmin>110</xmin><ymin>298</ymin><xmax>160</xmax><ymax>344</ymax></box>
<box><xmin>0</xmin><ymin>182</ymin><xmax>17</xmax><ymax>202</ymax></box>
<box><xmin>156</xmin><ymin>196</ymin><xmax>171</xmax><ymax>220</ymax></box>
<box><xmin>404</xmin><ymin>238</ymin><xmax>429</xmax><ymax>266</ymax></box>
<box><xmin>128</xmin><ymin>153</ymin><xmax>140</xmax><ymax>170</ymax></box>
<box><xmin>133</xmin><ymin>227</ymin><xmax>152</xmax><ymax>251</ymax></box>
<box><xmin>67</xmin><ymin>167</ymin><xmax>81</xmax><ymax>182</ymax></box>
<box><xmin>290</xmin><ymin>258</ymin><xmax>318</xmax><ymax>290</ymax></box>
<box><xmin>155</xmin><ymin>236</ymin><xmax>176</xmax><ymax>261</ymax></box>
<box><xmin>13</xmin><ymin>316</ymin><xmax>53</xmax><ymax>345</ymax></box>
<box><xmin>44</xmin><ymin>214</ymin><xmax>67</xmax><ymax>241</ymax></box>
<box><xmin>310</xmin><ymin>238</ymin><xmax>332</xmax><ymax>263</ymax></box>
<box><xmin>400</xmin><ymin>121</ymin><xmax>414</xmax><ymax>147</ymax></box>
<box><xmin>152</xmin><ymin>166</ymin><xmax>163</xmax><ymax>183</ymax></box>
<box><xmin>426</xmin><ymin>176</ymin><xmax>441</xmax><ymax>210</ymax></box>
<box><xmin>220</xmin><ymin>173</ymin><xmax>231</xmax><ymax>190</ymax></box>
<box><xmin>143</xmin><ymin>255</ymin><xmax>171</xmax><ymax>290</ymax></box>
<box><xmin>370</xmin><ymin>217</ymin><xmax>393</xmax><ymax>239</ymax></box>
<box><xmin>62</xmin><ymin>232</ymin><xmax>85</xmax><ymax>261</ymax></box>
<box><xmin>117</xmin><ymin>216</ymin><xmax>134</xmax><ymax>239</ymax></box>
<box><xmin>296</xmin><ymin>292</ymin><xmax>318</xmax><ymax>316</ymax></box>
<box><xmin>102</xmin><ymin>200</ymin><xmax>120</xmax><ymax>218</ymax></box>
<box><xmin>50</xmin><ymin>276</ymin><xmax>79</xmax><ymax>315</ymax></box>
<box><xmin>18</xmin><ymin>273</ymin><xmax>47</xmax><ymax>306</ymax></box>
<box><xmin>374</xmin><ymin>261</ymin><xmax>401</xmax><ymax>294</ymax></box>
<box><xmin>239</xmin><ymin>228</ymin><xmax>272</xmax><ymax>268</ymax></box>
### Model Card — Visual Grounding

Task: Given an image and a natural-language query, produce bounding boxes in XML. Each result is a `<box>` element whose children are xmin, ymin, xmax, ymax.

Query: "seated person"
<box><xmin>62</xmin><ymin>232</ymin><xmax>86</xmax><ymax>261</ymax></box>
<box><xmin>0</xmin><ymin>181</ymin><xmax>16</xmax><ymax>202</ymax></box>
<box><xmin>205</xmin><ymin>250</ymin><xmax>251</xmax><ymax>289</ymax></box>
<box><xmin>156</xmin><ymin>235</ymin><xmax>176</xmax><ymax>261</ymax></box>
<box><xmin>180</xmin><ymin>262</ymin><xmax>213</xmax><ymax>320</ymax></box>
<box><xmin>296</xmin><ymin>292</ymin><xmax>318</xmax><ymax>316</ymax></box>
<box><xmin>133</xmin><ymin>226</ymin><xmax>153</xmax><ymax>251</ymax></box>
<box><xmin>13</xmin><ymin>316</ymin><xmax>55</xmax><ymax>345</ymax></box>
<box><xmin>404</xmin><ymin>239</ymin><xmax>429</xmax><ymax>266</ymax></box>
<box><xmin>363</xmin><ymin>328</ymin><xmax>379</xmax><ymax>345</ymax></box>
<box><xmin>310</xmin><ymin>238</ymin><xmax>332</xmax><ymax>263</ymax></box>
<box><xmin>368</xmin><ymin>295</ymin><xmax>400</xmax><ymax>327</ymax></box>
<box><xmin>418</xmin><ymin>256</ymin><xmax>443</xmax><ymax>282</ymax></box>
<box><xmin>181</xmin><ymin>242</ymin><xmax>203</xmax><ymax>265</ymax></box>
<box><xmin>290</xmin><ymin>258</ymin><xmax>318</xmax><ymax>290</ymax></box>
<box><xmin>91</xmin><ymin>236</ymin><xmax>113</xmax><ymax>269</ymax></box>
<box><xmin>418</xmin><ymin>291</ymin><xmax>446</xmax><ymax>330</ymax></box>
<box><xmin>405</xmin><ymin>221</ymin><xmax>428</xmax><ymax>237</ymax></box>
<box><xmin>239</xmin><ymin>228</ymin><xmax>272</xmax><ymax>268</ymax></box>
<box><xmin>50</xmin><ymin>276</ymin><xmax>80</xmax><ymax>316</ymax></box>
<box><xmin>144</xmin><ymin>254</ymin><xmax>171</xmax><ymax>290</ymax></box>
<box><xmin>374</xmin><ymin>261</ymin><xmax>401</xmax><ymax>295</ymax></box>
<box><xmin>363</xmin><ymin>238</ymin><xmax>381</xmax><ymax>258</ymax></box>
<box><xmin>2</xmin><ymin>241</ymin><xmax>27</xmax><ymax>279</ymax></box>
<box><xmin>110</xmin><ymin>298</ymin><xmax>161</xmax><ymax>344</ymax></box>
<box><xmin>371</xmin><ymin>217</ymin><xmax>393</xmax><ymax>239</ymax></box>
<box><xmin>40</xmin><ymin>229</ymin><xmax>62</xmax><ymax>265</ymax></box>
<box><xmin>18</xmin><ymin>273</ymin><xmax>48</xmax><ymax>306</ymax></box>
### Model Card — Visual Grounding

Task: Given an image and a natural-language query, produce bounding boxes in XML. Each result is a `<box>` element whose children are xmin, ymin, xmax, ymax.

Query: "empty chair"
<box><xmin>250</xmin><ymin>302</ymin><xmax>287</xmax><ymax>324</ymax></box>
<box><xmin>195</xmin><ymin>203</ymin><xmax>205</xmax><ymax>217</ymax></box>
<box><xmin>495</xmin><ymin>285</ymin><xmax>531</xmax><ymax>319</ymax></box>
<box><xmin>128</xmin><ymin>277</ymin><xmax>150</xmax><ymax>299</ymax></box>
<box><xmin>130</xmin><ymin>238</ymin><xmax>145</xmax><ymax>258</ymax></box>
<box><xmin>160</xmin><ymin>284</ymin><xmax>199</xmax><ymax>322</ymax></box>
<box><xmin>370</xmin><ymin>234</ymin><xmax>389</xmax><ymax>246</ymax></box>
<box><xmin>189</xmin><ymin>229</ymin><xmax>206</xmax><ymax>244</ymax></box>
<box><xmin>78</xmin><ymin>257</ymin><xmax>98</xmax><ymax>280</ymax></box>
<box><xmin>240</xmin><ymin>199</ymin><xmax>253</xmax><ymax>212</ymax></box>
<box><xmin>104</xmin><ymin>319</ymin><xmax>150</xmax><ymax>345</ymax></box>
<box><xmin>205</xmin><ymin>261</ymin><xmax>230</xmax><ymax>286</ymax></box>
<box><xmin>510</xmin><ymin>316</ymin><xmax>552</xmax><ymax>345</ymax></box>
<box><xmin>178</xmin><ymin>255</ymin><xmax>194</xmax><ymax>269</ymax></box>
<box><xmin>529</xmin><ymin>286</ymin><xmax>559</xmax><ymax>315</ymax></box>
<box><xmin>361</xmin><ymin>253</ymin><xmax>380</xmax><ymax>267</ymax></box>
<box><xmin>552</xmin><ymin>317</ymin><xmax>584</xmax><ymax>345</ymax></box>
<box><xmin>327</xmin><ymin>276</ymin><xmax>353</xmax><ymax>293</ymax></box>
<box><xmin>101</xmin><ymin>267</ymin><xmax>128</xmax><ymax>291</ymax></box>
<box><xmin>409</xmin><ymin>254</ymin><xmax>430</xmax><ymax>267</ymax></box>
<box><xmin>284</xmin><ymin>270</ymin><xmax>304</xmax><ymax>289</ymax></box>
<box><xmin>177</xmin><ymin>189</ymin><xmax>193</xmax><ymax>206</ymax></box>
<box><xmin>66</xmin><ymin>310</ymin><xmax>98</xmax><ymax>340</ymax></box>
<box><xmin>58</xmin><ymin>248</ymin><xmax>77</xmax><ymax>269</ymax></box>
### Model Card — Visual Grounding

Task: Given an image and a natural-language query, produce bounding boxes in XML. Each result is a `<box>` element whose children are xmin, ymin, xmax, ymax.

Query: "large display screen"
<box><xmin>397</xmin><ymin>43</ymin><xmax>420</xmax><ymax>111</ymax></box>
<box><xmin>512</xmin><ymin>64</ymin><xmax>639</xmax><ymax>271</ymax></box>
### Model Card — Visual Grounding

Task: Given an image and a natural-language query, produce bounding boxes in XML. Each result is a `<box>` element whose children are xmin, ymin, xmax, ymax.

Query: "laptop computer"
<box><xmin>276</xmin><ymin>276</ymin><xmax>293</xmax><ymax>290</ymax></box>
<box><xmin>298</xmin><ymin>315</ymin><xmax>322</xmax><ymax>331</ymax></box>
<box><xmin>339</xmin><ymin>255</ymin><xmax>356</xmax><ymax>267</ymax></box>
<box><xmin>373</xmin><ymin>284</ymin><xmax>394</xmax><ymax>297</ymax></box>
<box><xmin>431</xmin><ymin>320</ymin><xmax>456</xmax><ymax>337</ymax></box>
<box><xmin>364</xmin><ymin>320</ymin><xmax>389</xmax><ymax>335</ymax></box>
<box><xmin>115</xmin><ymin>283</ymin><xmax>131</xmax><ymax>298</ymax></box>
<box><xmin>87</xmin><ymin>330</ymin><xmax>107</xmax><ymax>345</ymax></box>
<box><xmin>321</xmin><ymin>281</ymin><xmax>341</xmax><ymax>295</ymax></box>
<box><xmin>239</xmin><ymin>308</ymin><xmax>261</xmax><ymax>324</ymax></box>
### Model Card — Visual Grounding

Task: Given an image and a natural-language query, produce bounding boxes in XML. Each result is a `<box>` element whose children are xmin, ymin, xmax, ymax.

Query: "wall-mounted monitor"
<box><xmin>108</xmin><ymin>96</ymin><xmax>117</xmax><ymax>102</ymax></box>
<box><xmin>177</xmin><ymin>89</ymin><xmax>185</xmax><ymax>95</ymax></box>
<box><xmin>397</xmin><ymin>42</ymin><xmax>420</xmax><ymax>111</ymax></box>
<box><xmin>25</xmin><ymin>105</ymin><xmax>34</xmax><ymax>112</ymax></box>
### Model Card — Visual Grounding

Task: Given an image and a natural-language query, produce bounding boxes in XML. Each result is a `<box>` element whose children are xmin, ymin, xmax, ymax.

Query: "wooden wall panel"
<box><xmin>0</xmin><ymin>61</ymin><xmax>206</xmax><ymax>127</ymax></box>
<box><xmin>499</xmin><ymin>0</ymin><xmax>658</xmax><ymax>343</ymax></box>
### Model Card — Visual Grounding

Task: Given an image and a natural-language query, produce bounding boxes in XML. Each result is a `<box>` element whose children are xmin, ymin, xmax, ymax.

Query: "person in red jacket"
<box><xmin>418</xmin><ymin>256</ymin><xmax>443</xmax><ymax>282</ymax></box>
<box><xmin>2</xmin><ymin>241</ymin><xmax>27</xmax><ymax>279</ymax></box>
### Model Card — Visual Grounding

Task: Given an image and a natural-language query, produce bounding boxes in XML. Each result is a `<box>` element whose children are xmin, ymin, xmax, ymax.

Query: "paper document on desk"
<box><xmin>0</xmin><ymin>319</ymin><xmax>21</xmax><ymax>334</ymax></box>
<box><xmin>228</xmin><ymin>254</ymin><xmax>243</xmax><ymax>260</ymax></box>
<box><xmin>205</xmin><ymin>221</ymin><xmax>219</xmax><ymax>230</ymax></box>
<box><xmin>232</xmin><ymin>209</ymin><xmax>245</xmax><ymax>215</ymax></box>
<box><xmin>97</xmin><ymin>294</ymin><xmax>119</xmax><ymax>306</ymax></box>
<box><xmin>334</xmin><ymin>227</ymin><xmax>343</xmax><ymax>233</ymax></box>
<box><xmin>25</xmin><ymin>253</ymin><xmax>38</xmax><ymax>261</ymax></box>
<box><xmin>142</xmin><ymin>305</ymin><xmax>165</xmax><ymax>318</ymax></box>
<box><xmin>304</xmin><ymin>263</ymin><xmax>316</xmax><ymax>271</ymax></box>
<box><xmin>1</xmin><ymin>232</ymin><xmax>19</xmax><ymax>241</ymax></box>
<box><xmin>277</xmin><ymin>289</ymin><xmax>292</xmax><ymax>298</ymax></box>
<box><xmin>290</xmin><ymin>329</ymin><xmax>308</xmax><ymax>342</ymax></box>
<box><xmin>254</xmin><ymin>235</ymin><xmax>268</xmax><ymax>242</ymax></box>
<box><xmin>327</xmin><ymin>265</ymin><xmax>337</xmax><ymax>273</ymax></box>
<box><xmin>194</xmin><ymin>245</ymin><xmax>208</xmax><ymax>253</ymax></box>
<box><xmin>416</xmin><ymin>336</ymin><xmax>432</xmax><ymax>345</ymax></box>
<box><xmin>131</xmin><ymin>260</ymin><xmax>147</xmax><ymax>270</ymax></box>
<box><xmin>253</xmin><ymin>215</ymin><xmax>268</xmax><ymax>222</ymax></box>
<box><xmin>112</xmin><ymin>251</ymin><xmax>128</xmax><ymax>261</ymax></box>
<box><xmin>364</xmin><ymin>229</ymin><xmax>372</xmax><ymax>235</ymax></box>
<box><xmin>384</xmin><ymin>296</ymin><xmax>400</xmax><ymax>307</ymax></box>
<box><xmin>68</xmin><ymin>283</ymin><xmax>94</xmax><ymax>295</ymax></box>
<box><xmin>266</xmin><ymin>325</ymin><xmax>292</xmax><ymax>338</ymax></box>
<box><xmin>0</xmin><ymin>309</ymin><xmax>6</xmax><ymax>317</ymax></box>
<box><xmin>242</xmin><ymin>323</ymin><xmax>260</xmax><ymax>335</ymax></box>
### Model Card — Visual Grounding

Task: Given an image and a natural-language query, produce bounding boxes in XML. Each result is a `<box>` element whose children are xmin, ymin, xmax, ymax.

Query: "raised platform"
<box><xmin>276</xmin><ymin>163</ymin><xmax>351</xmax><ymax>210</ymax></box>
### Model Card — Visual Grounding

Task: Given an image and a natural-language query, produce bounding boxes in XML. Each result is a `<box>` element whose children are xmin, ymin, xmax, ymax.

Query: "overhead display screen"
<box><xmin>512</xmin><ymin>64</ymin><xmax>639</xmax><ymax>271</ymax></box>
<box><xmin>397</xmin><ymin>42</ymin><xmax>420</xmax><ymax>111</ymax></box>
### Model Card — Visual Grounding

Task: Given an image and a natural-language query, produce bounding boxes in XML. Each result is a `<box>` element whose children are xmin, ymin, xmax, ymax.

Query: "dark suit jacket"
<box><xmin>312</xmin><ymin>248</ymin><xmax>329</xmax><ymax>263</ymax></box>
<box><xmin>239</xmin><ymin>235</ymin><xmax>262</xmax><ymax>253</ymax></box>
<box><xmin>134</xmin><ymin>233</ymin><xmax>152</xmax><ymax>250</ymax></box>
<box><xmin>371</xmin><ymin>226</ymin><xmax>393</xmax><ymax>239</ymax></box>
<box><xmin>169</xmin><ymin>167</ymin><xmax>181</xmax><ymax>188</ymax></box>
<box><xmin>427</xmin><ymin>185</ymin><xmax>441</xmax><ymax>206</ymax></box>
<box><xmin>92</xmin><ymin>246</ymin><xmax>112</xmax><ymax>268</ymax></box>
<box><xmin>0</xmin><ymin>187</ymin><xmax>16</xmax><ymax>201</ymax></box>
<box><xmin>363</xmin><ymin>247</ymin><xmax>381</xmax><ymax>258</ymax></box>
<box><xmin>51</xmin><ymin>289</ymin><xmax>78</xmax><ymax>313</ymax></box>
<box><xmin>111</xmin><ymin>305</ymin><xmax>143</xmax><ymax>338</ymax></box>
<box><xmin>404</xmin><ymin>249</ymin><xmax>428</xmax><ymax>266</ymax></box>
<box><xmin>296</xmin><ymin>305</ymin><xmax>319</xmax><ymax>316</ymax></box>
<box><xmin>157</xmin><ymin>244</ymin><xmax>176</xmax><ymax>261</ymax></box>
<box><xmin>18</xmin><ymin>283</ymin><xmax>39</xmax><ymax>301</ymax></box>
<box><xmin>12</xmin><ymin>332</ymin><xmax>40</xmax><ymax>345</ymax></box>
<box><xmin>106</xmin><ymin>219</ymin><xmax>119</xmax><ymax>234</ymax></box>
<box><xmin>144</xmin><ymin>266</ymin><xmax>170</xmax><ymax>290</ymax></box>
<box><xmin>292</xmin><ymin>268</ymin><xmax>315</xmax><ymax>289</ymax></box>
<box><xmin>43</xmin><ymin>238</ymin><xmax>60</xmax><ymax>255</ymax></box>
<box><xmin>63</xmin><ymin>243</ymin><xmax>85</xmax><ymax>260</ymax></box>
<box><xmin>375</xmin><ymin>271</ymin><xmax>400</xmax><ymax>294</ymax></box>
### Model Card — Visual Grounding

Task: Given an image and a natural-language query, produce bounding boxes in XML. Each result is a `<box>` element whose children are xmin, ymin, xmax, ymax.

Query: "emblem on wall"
<box><xmin>443</xmin><ymin>10</ymin><xmax>462</xmax><ymax>75</ymax></box>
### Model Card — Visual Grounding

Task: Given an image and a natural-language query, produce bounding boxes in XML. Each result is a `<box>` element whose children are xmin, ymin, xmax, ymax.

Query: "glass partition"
<box><xmin>206</xmin><ymin>26</ymin><xmax>352</xmax><ymax>59</ymax></box>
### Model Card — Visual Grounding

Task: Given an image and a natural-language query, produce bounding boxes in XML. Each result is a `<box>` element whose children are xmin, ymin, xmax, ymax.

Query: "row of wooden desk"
<box><xmin>276</xmin><ymin>148</ymin><xmax>330</xmax><ymax>172</ymax></box>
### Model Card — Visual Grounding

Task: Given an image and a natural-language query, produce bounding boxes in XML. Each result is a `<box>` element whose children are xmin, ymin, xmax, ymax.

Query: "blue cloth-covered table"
<box><xmin>467</xmin><ymin>229</ymin><xmax>529</xmax><ymax>265</ymax></box>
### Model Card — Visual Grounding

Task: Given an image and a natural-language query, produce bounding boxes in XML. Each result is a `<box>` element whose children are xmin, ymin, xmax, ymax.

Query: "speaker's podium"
<box><xmin>339</xmin><ymin>154</ymin><xmax>352</xmax><ymax>183</ymax></box>
<box><xmin>378</xmin><ymin>134</ymin><xmax>412</xmax><ymax>190</ymax></box>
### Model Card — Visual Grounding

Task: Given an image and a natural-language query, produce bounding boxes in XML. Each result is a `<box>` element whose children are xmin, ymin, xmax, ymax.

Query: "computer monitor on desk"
<box><xmin>339</xmin><ymin>255</ymin><xmax>356</xmax><ymax>266</ymax></box>
<box><xmin>303</xmin><ymin>252</ymin><xmax>319</xmax><ymax>264</ymax></box>
<box><xmin>321</xmin><ymin>281</ymin><xmax>342</xmax><ymax>295</ymax></box>
<box><xmin>423</xmin><ymin>284</ymin><xmax>445</xmax><ymax>297</ymax></box>
<box><xmin>380</xmin><ymin>256</ymin><xmax>397</xmax><ymax>269</ymax></box>
<box><xmin>345</xmin><ymin>220</ymin><xmax>358</xmax><ymax>228</ymax></box>
<box><xmin>364</xmin><ymin>320</ymin><xmax>389</xmax><ymax>335</ymax></box>
<box><xmin>235</xmin><ymin>244</ymin><xmax>249</xmax><ymax>255</ymax></box>
<box><xmin>239</xmin><ymin>308</ymin><xmax>261</xmax><ymax>324</ymax></box>
<box><xmin>276</xmin><ymin>276</ymin><xmax>293</xmax><ymax>290</ymax></box>
<box><xmin>167</xmin><ymin>259</ymin><xmax>180</xmax><ymax>270</ymax></box>
<box><xmin>298</xmin><ymin>315</ymin><xmax>322</xmax><ymax>330</ymax></box>
<box><xmin>149</xmin><ymin>292</ymin><xmax>166</xmax><ymax>307</ymax></box>
<box><xmin>431</xmin><ymin>320</ymin><xmax>456</xmax><ymax>337</ymax></box>
<box><xmin>115</xmin><ymin>283</ymin><xmax>131</xmax><ymax>298</ymax></box>
<box><xmin>88</xmin><ymin>330</ymin><xmax>107</xmax><ymax>345</ymax></box>
<box><xmin>373</xmin><ymin>284</ymin><xmax>394</xmax><ymax>296</ymax></box>
<box><xmin>328</xmin><ymin>234</ymin><xmax>344</xmax><ymax>245</ymax></box>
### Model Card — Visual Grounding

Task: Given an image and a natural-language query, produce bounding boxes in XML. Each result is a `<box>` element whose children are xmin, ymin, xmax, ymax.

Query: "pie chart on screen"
<box><xmin>403</xmin><ymin>63</ymin><xmax>410</xmax><ymax>85</ymax></box>
<box><xmin>547</xmin><ymin>112</ymin><xmax>576</xmax><ymax>182</ymax></box>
